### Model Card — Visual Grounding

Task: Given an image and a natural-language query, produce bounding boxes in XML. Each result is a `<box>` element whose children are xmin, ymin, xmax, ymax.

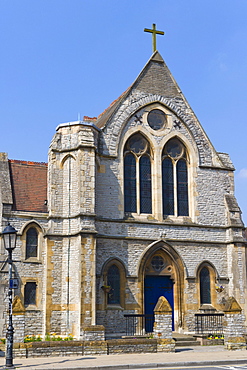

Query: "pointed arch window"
<box><xmin>26</xmin><ymin>227</ymin><xmax>38</xmax><ymax>259</ymax></box>
<box><xmin>124</xmin><ymin>134</ymin><xmax>152</xmax><ymax>214</ymax></box>
<box><xmin>162</xmin><ymin>138</ymin><xmax>189</xmax><ymax>217</ymax></box>
<box><xmin>107</xmin><ymin>264</ymin><xmax>120</xmax><ymax>305</ymax></box>
<box><xmin>200</xmin><ymin>267</ymin><xmax>211</xmax><ymax>304</ymax></box>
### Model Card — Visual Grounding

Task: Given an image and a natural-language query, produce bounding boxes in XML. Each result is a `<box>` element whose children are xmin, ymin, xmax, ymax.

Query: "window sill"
<box><xmin>24</xmin><ymin>305</ymin><xmax>40</xmax><ymax>311</ymax></box>
<box><xmin>163</xmin><ymin>215</ymin><xmax>192</xmax><ymax>223</ymax></box>
<box><xmin>124</xmin><ymin>213</ymin><xmax>156</xmax><ymax>221</ymax></box>
<box><xmin>106</xmin><ymin>304</ymin><xmax>124</xmax><ymax>311</ymax></box>
<box><xmin>23</xmin><ymin>258</ymin><xmax>42</xmax><ymax>264</ymax></box>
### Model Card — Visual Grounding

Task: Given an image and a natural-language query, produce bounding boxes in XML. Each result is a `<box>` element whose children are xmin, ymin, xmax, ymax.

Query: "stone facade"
<box><xmin>223</xmin><ymin>297</ymin><xmax>246</xmax><ymax>350</ymax></box>
<box><xmin>0</xmin><ymin>51</ymin><xmax>246</xmax><ymax>345</ymax></box>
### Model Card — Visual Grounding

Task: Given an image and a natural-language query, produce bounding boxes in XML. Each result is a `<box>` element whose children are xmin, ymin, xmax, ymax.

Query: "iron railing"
<box><xmin>123</xmin><ymin>314</ymin><xmax>154</xmax><ymax>336</ymax></box>
<box><xmin>195</xmin><ymin>313</ymin><xmax>224</xmax><ymax>335</ymax></box>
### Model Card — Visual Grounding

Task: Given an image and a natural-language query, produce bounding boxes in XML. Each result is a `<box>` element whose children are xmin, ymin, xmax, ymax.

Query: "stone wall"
<box><xmin>11</xmin><ymin>338</ymin><xmax>171</xmax><ymax>358</ymax></box>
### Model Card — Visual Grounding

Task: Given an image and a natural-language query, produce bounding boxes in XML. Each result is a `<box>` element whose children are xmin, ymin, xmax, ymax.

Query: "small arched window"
<box><xmin>107</xmin><ymin>264</ymin><xmax>120</xmax><ymax>305</ymax></box>
<box><xmin>200</xmin><ymin>267</ymin><xmax>211</xmax><ymax>304</ymax></box>
<box><xmin>162</xmin><ymin>138</ymin><xmax>189</xmax><ymax>217</ymax></box>
<box><xmin>124</xmin><ymin>134</ymin><xmax>152</xmax><ymax>214</ymax></box>
<box><xmin>26</xmin><ymin>228</ymin><xmax>38</xmax><ymax>259</ymax></box>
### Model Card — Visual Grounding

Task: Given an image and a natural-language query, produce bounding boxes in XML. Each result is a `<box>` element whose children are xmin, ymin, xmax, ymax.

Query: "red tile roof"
<box><xmin>9</xmin><ymin>160</ymin><xmax>48</xmax><ymax>213</ymax></box>
<box><xmin>83</xmin><ymin>116</ymin><xmax>97</xmax><ymax>122</ymax></box>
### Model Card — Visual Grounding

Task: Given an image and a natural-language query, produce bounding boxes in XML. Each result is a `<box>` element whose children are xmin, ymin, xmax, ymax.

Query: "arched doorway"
<box><xmin>139</xmin><ymin>242</ymin><xmax>184</xmax><ymax>333</ymax></box>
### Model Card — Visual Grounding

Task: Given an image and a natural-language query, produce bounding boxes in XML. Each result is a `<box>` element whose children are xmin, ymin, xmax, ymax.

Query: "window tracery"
<box><xmin>124</xmin><ymin>134</ymin><xmax>152</xmax><ymax>214</ymax></box>
<box><xmin>162</xmin><ymin>138</ymin><xmax>189</xmax><ymax>217</ymax></box>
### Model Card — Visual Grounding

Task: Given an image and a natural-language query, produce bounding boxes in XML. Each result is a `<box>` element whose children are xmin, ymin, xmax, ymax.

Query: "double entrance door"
<box><xmin>144</xmin><ymin>275</ymin><xmax>174</xmax><ymax>332</ymax></box>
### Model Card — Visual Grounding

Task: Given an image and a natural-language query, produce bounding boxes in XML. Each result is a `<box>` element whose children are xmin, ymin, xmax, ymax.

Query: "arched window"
<box><xmin>162</xmin><ymin>138</ymin><xmax>189</xmax><ymax>217</ymax></box>
<box><xmin>26</xmin><ymin>228</ymin><xmax>38</xmax><ymax>258</ymax></box>
<box><xmin>140</xmin><ymin>155</ymin><xmax>152</xmax><ymax>213</ymax></box>
<box><xmin>107</xmin><ymin>264</ymin><xmax>120</xmax><ymax>305</ymax></box>
<box><xmin>124</xmin><ymin>153</ymin><xmax>136</xmax><ymax>212</ymax></box>
<box><xmin>200</xmin><ymin>267</ymin><xmax>211</xmax><ymax>304</ymax></box>
<box><xmin>124</xmin><ymin>134</ymin><xmax>152</xmax><ymax>214</ymax></box>
<box><xmin>177</xmin><ymin>159</ymin><xmax>188</xmax><ymax>216</ymax></box>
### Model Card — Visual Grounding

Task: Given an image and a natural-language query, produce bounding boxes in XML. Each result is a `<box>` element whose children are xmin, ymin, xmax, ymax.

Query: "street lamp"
<box><xmin>2</xmin><ymin>223</ymin><xmax>17</xmax><ymax>368</ymax></box>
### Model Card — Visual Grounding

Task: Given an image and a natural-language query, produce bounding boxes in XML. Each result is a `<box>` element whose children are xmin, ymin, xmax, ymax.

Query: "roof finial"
<box><xmin>144</xmin><ymin>23</ymin><xmax>164</xmax><ymax>53</ymax></box>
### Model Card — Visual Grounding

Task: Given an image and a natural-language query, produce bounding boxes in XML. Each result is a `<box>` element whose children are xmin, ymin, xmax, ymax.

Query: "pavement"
<box><xmin>0</xmin><ymin>345</ymin><xmax>247</xmax><ymax>370</ymax></box>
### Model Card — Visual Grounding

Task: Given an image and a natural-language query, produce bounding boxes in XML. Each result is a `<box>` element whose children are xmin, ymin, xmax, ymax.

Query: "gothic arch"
<box><xmin>138</xmin><ymin>241</ymin><xmax>185</xmax><ymax>330</ymax></box>
<box><xmin>138</xmin><ymin>240</ymin><xmax>185</xmax><ymax>277</ymax></box>
<box><xmin>101</xmin><ymin>257</ymin><xmax>127</xmax><ymax>276</ymax></box>
<box><xmin>102</xmin><ymin>94</ymin><xmax>214</xmax><ymax>166</ymax></box>
<box><xmin>195</xmin><ymin>260</ymin><xmax>219</xmax><ymax>280</ymax></box>
<box><xmin>60</xmin><ymin>153</ymin><xmax>76</xmax><ymax>169</ymax></box>
<box><xmin>196</xmin><ymin>261</ymin><xmax>218</xmax><ymax>308</ymax></box>
<box><xmin>19</xmin><ymin>220</ymin><xmax>44</xmax><ymax>235</ymax></box>
<box><xmin>101</xmin><ymin>257</ymin><xmax>127</xmax><ymax>309</ymax></box>
<box><xmin>19</xmin><ymin>221</ymin><xmax>43</xmax><ymax>261</ymax></box>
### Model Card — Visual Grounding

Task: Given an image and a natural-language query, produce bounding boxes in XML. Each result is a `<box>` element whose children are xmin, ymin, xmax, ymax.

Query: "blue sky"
<box><xmin>1</xmin><ymin>0</ymin><xmax>246</xmax><ymax>225</ymax></box>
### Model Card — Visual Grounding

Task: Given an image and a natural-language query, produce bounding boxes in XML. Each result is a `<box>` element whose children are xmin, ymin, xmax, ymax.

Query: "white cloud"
<box><xmin>238</xmin><ymin>168</ymin><xmax>247</xmax><ymax>179</ymax></box>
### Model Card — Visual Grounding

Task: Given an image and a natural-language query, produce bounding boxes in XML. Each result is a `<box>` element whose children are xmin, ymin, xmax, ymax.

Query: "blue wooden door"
<box><xmin>144</xmin><ymin>275</ymin><xmax>174</xmax><ymax>332</ymax></box>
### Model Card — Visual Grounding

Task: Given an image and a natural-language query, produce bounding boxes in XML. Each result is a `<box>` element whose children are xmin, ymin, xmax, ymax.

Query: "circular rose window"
<box><xmin>147</xmin><ymin>109</ymin><xmax>167</xmax><ymax>130</ymax></box>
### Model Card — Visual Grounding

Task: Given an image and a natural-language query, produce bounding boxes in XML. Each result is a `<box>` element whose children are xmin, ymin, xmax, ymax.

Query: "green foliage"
<box><xmin>0</xmin><ymin>338</ymin><xmax>5</xmax><ymax>344</ymax></box>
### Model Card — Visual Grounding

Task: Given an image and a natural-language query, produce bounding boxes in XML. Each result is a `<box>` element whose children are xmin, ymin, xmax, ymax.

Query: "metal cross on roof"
<box><xmin>144</xmin><ymin>23</ymin><xmax>164</xmax><ymax>53</ymax></box>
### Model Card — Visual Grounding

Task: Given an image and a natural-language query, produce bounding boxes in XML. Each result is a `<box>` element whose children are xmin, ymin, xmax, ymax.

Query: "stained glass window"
<box><xmin>24</xmin><ymin>282</ymin><xmax>37</xmax><ymax>306</ymax></box>
<box><xmin>26</xmin><ymin>228</ymin><xmax>38</xmax><ymax>258</ymax></box>
<box><xmin>162</xmin><ymin>139</ymin><xmax>188</xmax><ymax>217</ymax></box>
<box><xmin>200</xmin><ymin>267</ymin><xmax>211</xmax><ymax>304</ymax></box>
<box><xmin>124</xmin><ymin>153</ymin><xmax>137</xmax><ymax>212</ymax></box>
<box><xmin>162</xmin><ymin>158</ymin><xmax>174</xmax><ymax>215</ymax></box>
<box><xmin>177</xmin><ymin>159</ymin><xmax>189</xmax><ymax>216</ymax></box>
<box><xmin>107</xmin><ymin>264</ymin><xmax>120</xmax><ymax>305</ymax></box>
<box><xmin>124</xmin><ymin>134</ymin><xmax>152</xmax><ymax>214</ymax></box>
<box><xmin>140</xmin><ymin>155</ymin><xmax>152</xmax><ymax>214</ymax></box>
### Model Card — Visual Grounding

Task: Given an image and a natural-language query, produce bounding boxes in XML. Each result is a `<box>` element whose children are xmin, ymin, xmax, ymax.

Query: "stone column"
<box><xmin>223</xmin><ymin>296</ymin><xmax>246</xmax><ymax>350</ymax></box>
<box><xmin>153</xmin><ymin>296</ymin><xmax>175</xmax><ymax>352</ymax></box>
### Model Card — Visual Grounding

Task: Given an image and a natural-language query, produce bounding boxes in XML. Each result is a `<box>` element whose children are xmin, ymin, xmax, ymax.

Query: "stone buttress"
<box><xmin>47</xmin><ymin>121</ymin><xmax>99</xmax><ymax>337</ymax></box>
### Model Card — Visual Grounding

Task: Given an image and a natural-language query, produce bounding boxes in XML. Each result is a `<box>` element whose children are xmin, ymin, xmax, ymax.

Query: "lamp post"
<box><xmin>2</xmin><ymin>223</ymin><xmax>17</xmax><ymax>368</ymax></box>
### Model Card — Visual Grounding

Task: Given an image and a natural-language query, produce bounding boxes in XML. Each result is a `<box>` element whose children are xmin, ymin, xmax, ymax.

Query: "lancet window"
<box><xmin>200</xmin><ymin>267</ymin><xmax>211</xmax><ymax>304</ymax></box>
<box><xmin>107</xmin><ymin>264</ymin><xmax>120</xmax><ymax>305</ymax></box>
<box><xmin>124</xmin><ymin>134</ymin><xmax>152</xmax><ymax>214</ymax></box>
<box><xmin>162</xmin><ymin>138</ymin><xmax>189</xmax><ymax>217</ymax></box>
<box><xmin>26</xmin><ymin>227</ymin><xmax>38</xmax><ymax>259</ymax></box>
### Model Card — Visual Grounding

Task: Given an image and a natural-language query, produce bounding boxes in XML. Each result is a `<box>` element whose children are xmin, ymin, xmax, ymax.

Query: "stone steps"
<box><xmin>173</xmin><ymin>333</ymin><xmax>201</xmax><ymax>347</ymax></box>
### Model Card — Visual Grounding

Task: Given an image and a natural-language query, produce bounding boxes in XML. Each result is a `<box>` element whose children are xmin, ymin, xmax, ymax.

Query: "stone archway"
<box><xmin>138</xmin><ymin>241</ymin><xmax>185</xmax><ymax>332</ymax></box>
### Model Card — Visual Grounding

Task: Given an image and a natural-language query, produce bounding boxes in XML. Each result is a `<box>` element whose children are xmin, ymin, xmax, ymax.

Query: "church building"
<box><xmin>0</xmin><ymin>48</ymin><xmax>246</xmax><ymax>341</ymax></box>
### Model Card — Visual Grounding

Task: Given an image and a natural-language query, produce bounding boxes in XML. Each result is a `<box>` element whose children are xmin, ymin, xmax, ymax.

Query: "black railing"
<box><xmin>195</xmin><ymin>313</ymin><xmax>224</xmax><ymax>335</ymax></box>
<box><xmin>124</xmin><ymin>314</ymin><xmax>154</xmax><ymax>336</ymax></box>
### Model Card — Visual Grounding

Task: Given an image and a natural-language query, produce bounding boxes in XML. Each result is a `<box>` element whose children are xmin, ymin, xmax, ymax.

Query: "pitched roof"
<box><xmin>9</xmin><ymin>160</ymin><xmax>48</xmax><ymax>213</ymax></box>
<box><xmin>95</xmin><ymin>51</ymin><xmax>181</xmax><ymax>129</ymax></box>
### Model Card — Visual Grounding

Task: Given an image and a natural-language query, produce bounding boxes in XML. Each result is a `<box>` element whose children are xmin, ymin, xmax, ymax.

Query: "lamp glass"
<box><xmin>2</xmin><ymin>224</ymin><xmax>17</xmax><ymax>251</ymax></box>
